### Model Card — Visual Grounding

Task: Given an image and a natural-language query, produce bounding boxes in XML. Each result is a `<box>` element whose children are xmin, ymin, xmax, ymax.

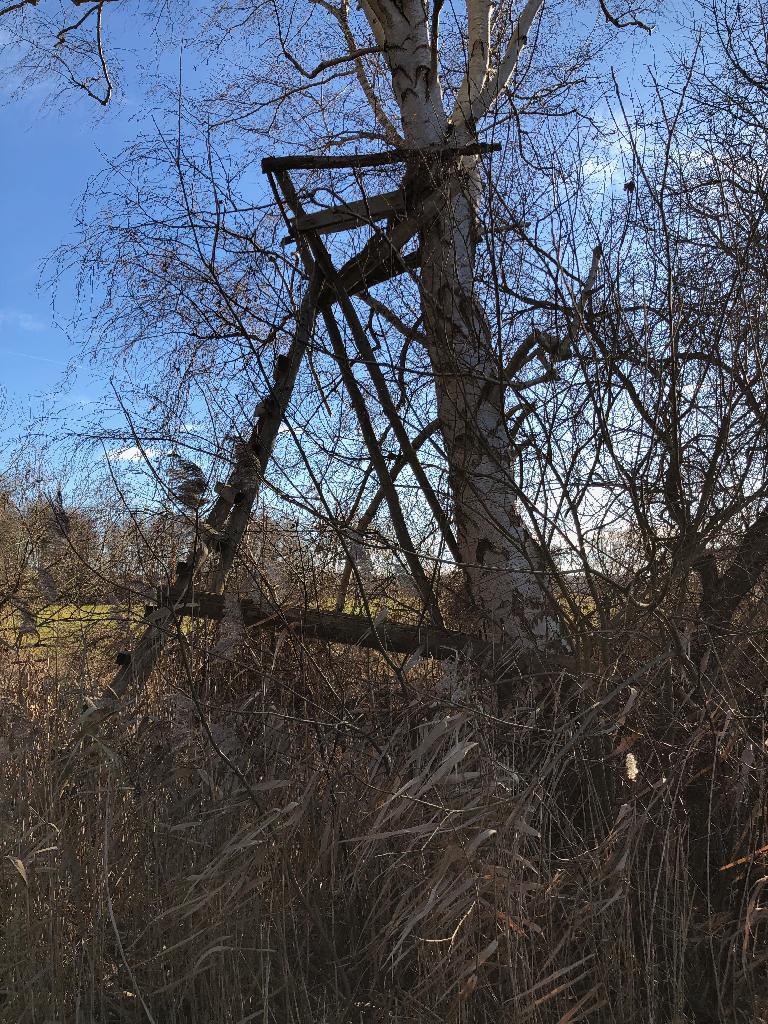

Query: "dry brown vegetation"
<box><xmin>2</xmin><ymin>593</ymin><xmax>768</xmax><ymax>1023</ymax></box>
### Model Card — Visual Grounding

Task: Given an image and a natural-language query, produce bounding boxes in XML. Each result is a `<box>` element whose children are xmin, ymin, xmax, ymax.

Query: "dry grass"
<box><xmin>1</xmin><ymin>625</ymin><xmax>767</xmax><ymax>1023</ymax></box>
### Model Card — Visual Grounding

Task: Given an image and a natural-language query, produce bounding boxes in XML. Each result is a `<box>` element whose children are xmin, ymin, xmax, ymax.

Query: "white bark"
<box><xmin>418</xmin><ymin>185</ymin><xmax>562</xmax><ymax>649</ymax></box>
<box><xmin>453</xmin><ymin>0</ymin><xmax>493</xmax><ymax>129</ymax></box>
<box><xmin>361</xmin><ymin>0</ymin><xmax>447</xmax><ymax>144</ymax></box>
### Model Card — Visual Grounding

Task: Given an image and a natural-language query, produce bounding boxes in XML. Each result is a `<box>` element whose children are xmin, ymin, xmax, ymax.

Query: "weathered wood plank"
<box><xmin>346</xmin><ymin>248</ymin><xmax>422</xmax><ymax>296</ymax></box>
<box><xmin>261</xmin><ymin>141</ymin><xmax>500</xmax><ymax>174</ymax></box>
<box><xmin>165</xmin><ymin>591</ymin><xmax>478</xmax><ymax>659</ymax></box>
<box><xmin>60</xmin><ymin>280</ymin><xmax>322</xmax><ymax>758</ymax></box>
<box><xmin>291</xmin><ymin>189</ymin><xmax>406</xmax><ymax>236</ymax></box>
<box><xmin>333</xmin><ymin>216</ymin><xmax>421</xmax><ymax>298</ymax></box>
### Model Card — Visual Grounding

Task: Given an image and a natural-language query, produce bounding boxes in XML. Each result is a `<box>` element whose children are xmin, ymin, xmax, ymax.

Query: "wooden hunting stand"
<box><xmin>64</xmin><ymin>141</ymin><xmax>505</xmax><ymax>758</ymax></box>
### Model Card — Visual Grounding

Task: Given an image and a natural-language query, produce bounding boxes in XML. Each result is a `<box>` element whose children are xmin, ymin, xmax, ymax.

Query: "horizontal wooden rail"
<box><xmin>262</xmin><ymin>142</ymin><xmax>500</xmax><ymax>174</ymax></box>
<box><xmin>290</xmin><ymin>188</ymin><xmax>406</xmax><ymax>236</ymax></box>
<box><xmin>152</xmin><ymin>591</ymin><xmax>479</xmax><ymax>659</ymax></box>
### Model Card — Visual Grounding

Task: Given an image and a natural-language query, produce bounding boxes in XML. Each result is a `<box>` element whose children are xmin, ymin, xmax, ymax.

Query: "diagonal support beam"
<box><xmin>62</xmin><ymin>277</ymin><xmax>321</xmax><ymax>754</ymax></box>
<box><xmin>302</xmin><ymin>218</ymin><xmax>462</xmax><ymax>565</ymax></box>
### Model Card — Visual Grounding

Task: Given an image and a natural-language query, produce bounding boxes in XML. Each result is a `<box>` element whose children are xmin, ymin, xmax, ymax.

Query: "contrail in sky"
<box><xmin>0</xmin><ymin>348</ymin><xmax>67</xmax><ymax>366</ymax></box>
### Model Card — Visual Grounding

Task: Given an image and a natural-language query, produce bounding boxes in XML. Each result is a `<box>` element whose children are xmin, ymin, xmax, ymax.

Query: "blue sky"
<box><xmin>0</xmin><ymin>3</ymin><xmax>241</xmax><ymax>442</ymax></box>
<box><xmin>0</xmin><ymin>10</ymin><xmax>170</xmax><ymax>418</ymax></box>
<box><xmin>0</xmin><ymin>97</ymin><xmax>121</xmax><ymax>402</ymax></box>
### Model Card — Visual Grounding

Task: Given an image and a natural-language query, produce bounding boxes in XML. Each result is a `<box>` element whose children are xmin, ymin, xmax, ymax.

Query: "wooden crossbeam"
<box><xmin>290</xmin><ymin>192</ymin><xmax>425</xmax><ymax>301</ymax></box>
<box><xmin>262</xmin><ymin>141</ymin><xmax>500</xmax><ymax>174</ymax></box>
<box><xmin>158</xmin><ymin>591</ymin><xmax>478</xmax><ymax>659</ymax></box>
<box><xmin>290</xmin><ymin>189</ymin><xmax>406</xmax><ymax>237</ymax></box>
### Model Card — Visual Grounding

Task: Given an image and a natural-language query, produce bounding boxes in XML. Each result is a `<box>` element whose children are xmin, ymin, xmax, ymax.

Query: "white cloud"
<box><xmin>582</xmin><ymin>136</ymin><xmax>632</xmax><ymax>186</ymax></box>
<box><xmin>107</xmin><ymin>445</ymin><xmax>162</xmax><ymax>463</ymax></box>
<box><xmin>0</xmin><ymin>309</ymin><xmax>47</xmax><ymax>333</ymax></box>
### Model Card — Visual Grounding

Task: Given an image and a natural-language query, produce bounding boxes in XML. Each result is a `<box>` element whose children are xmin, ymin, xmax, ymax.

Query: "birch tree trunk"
<box><xmin>360</xmin><ymin>0</ymin><xmax>563</xmax><ymax>652</ymax></box>
<box><xmin>419</xmin><ymin>181</ymin><xmax>563</xmax><ymax>650</ymax></box>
